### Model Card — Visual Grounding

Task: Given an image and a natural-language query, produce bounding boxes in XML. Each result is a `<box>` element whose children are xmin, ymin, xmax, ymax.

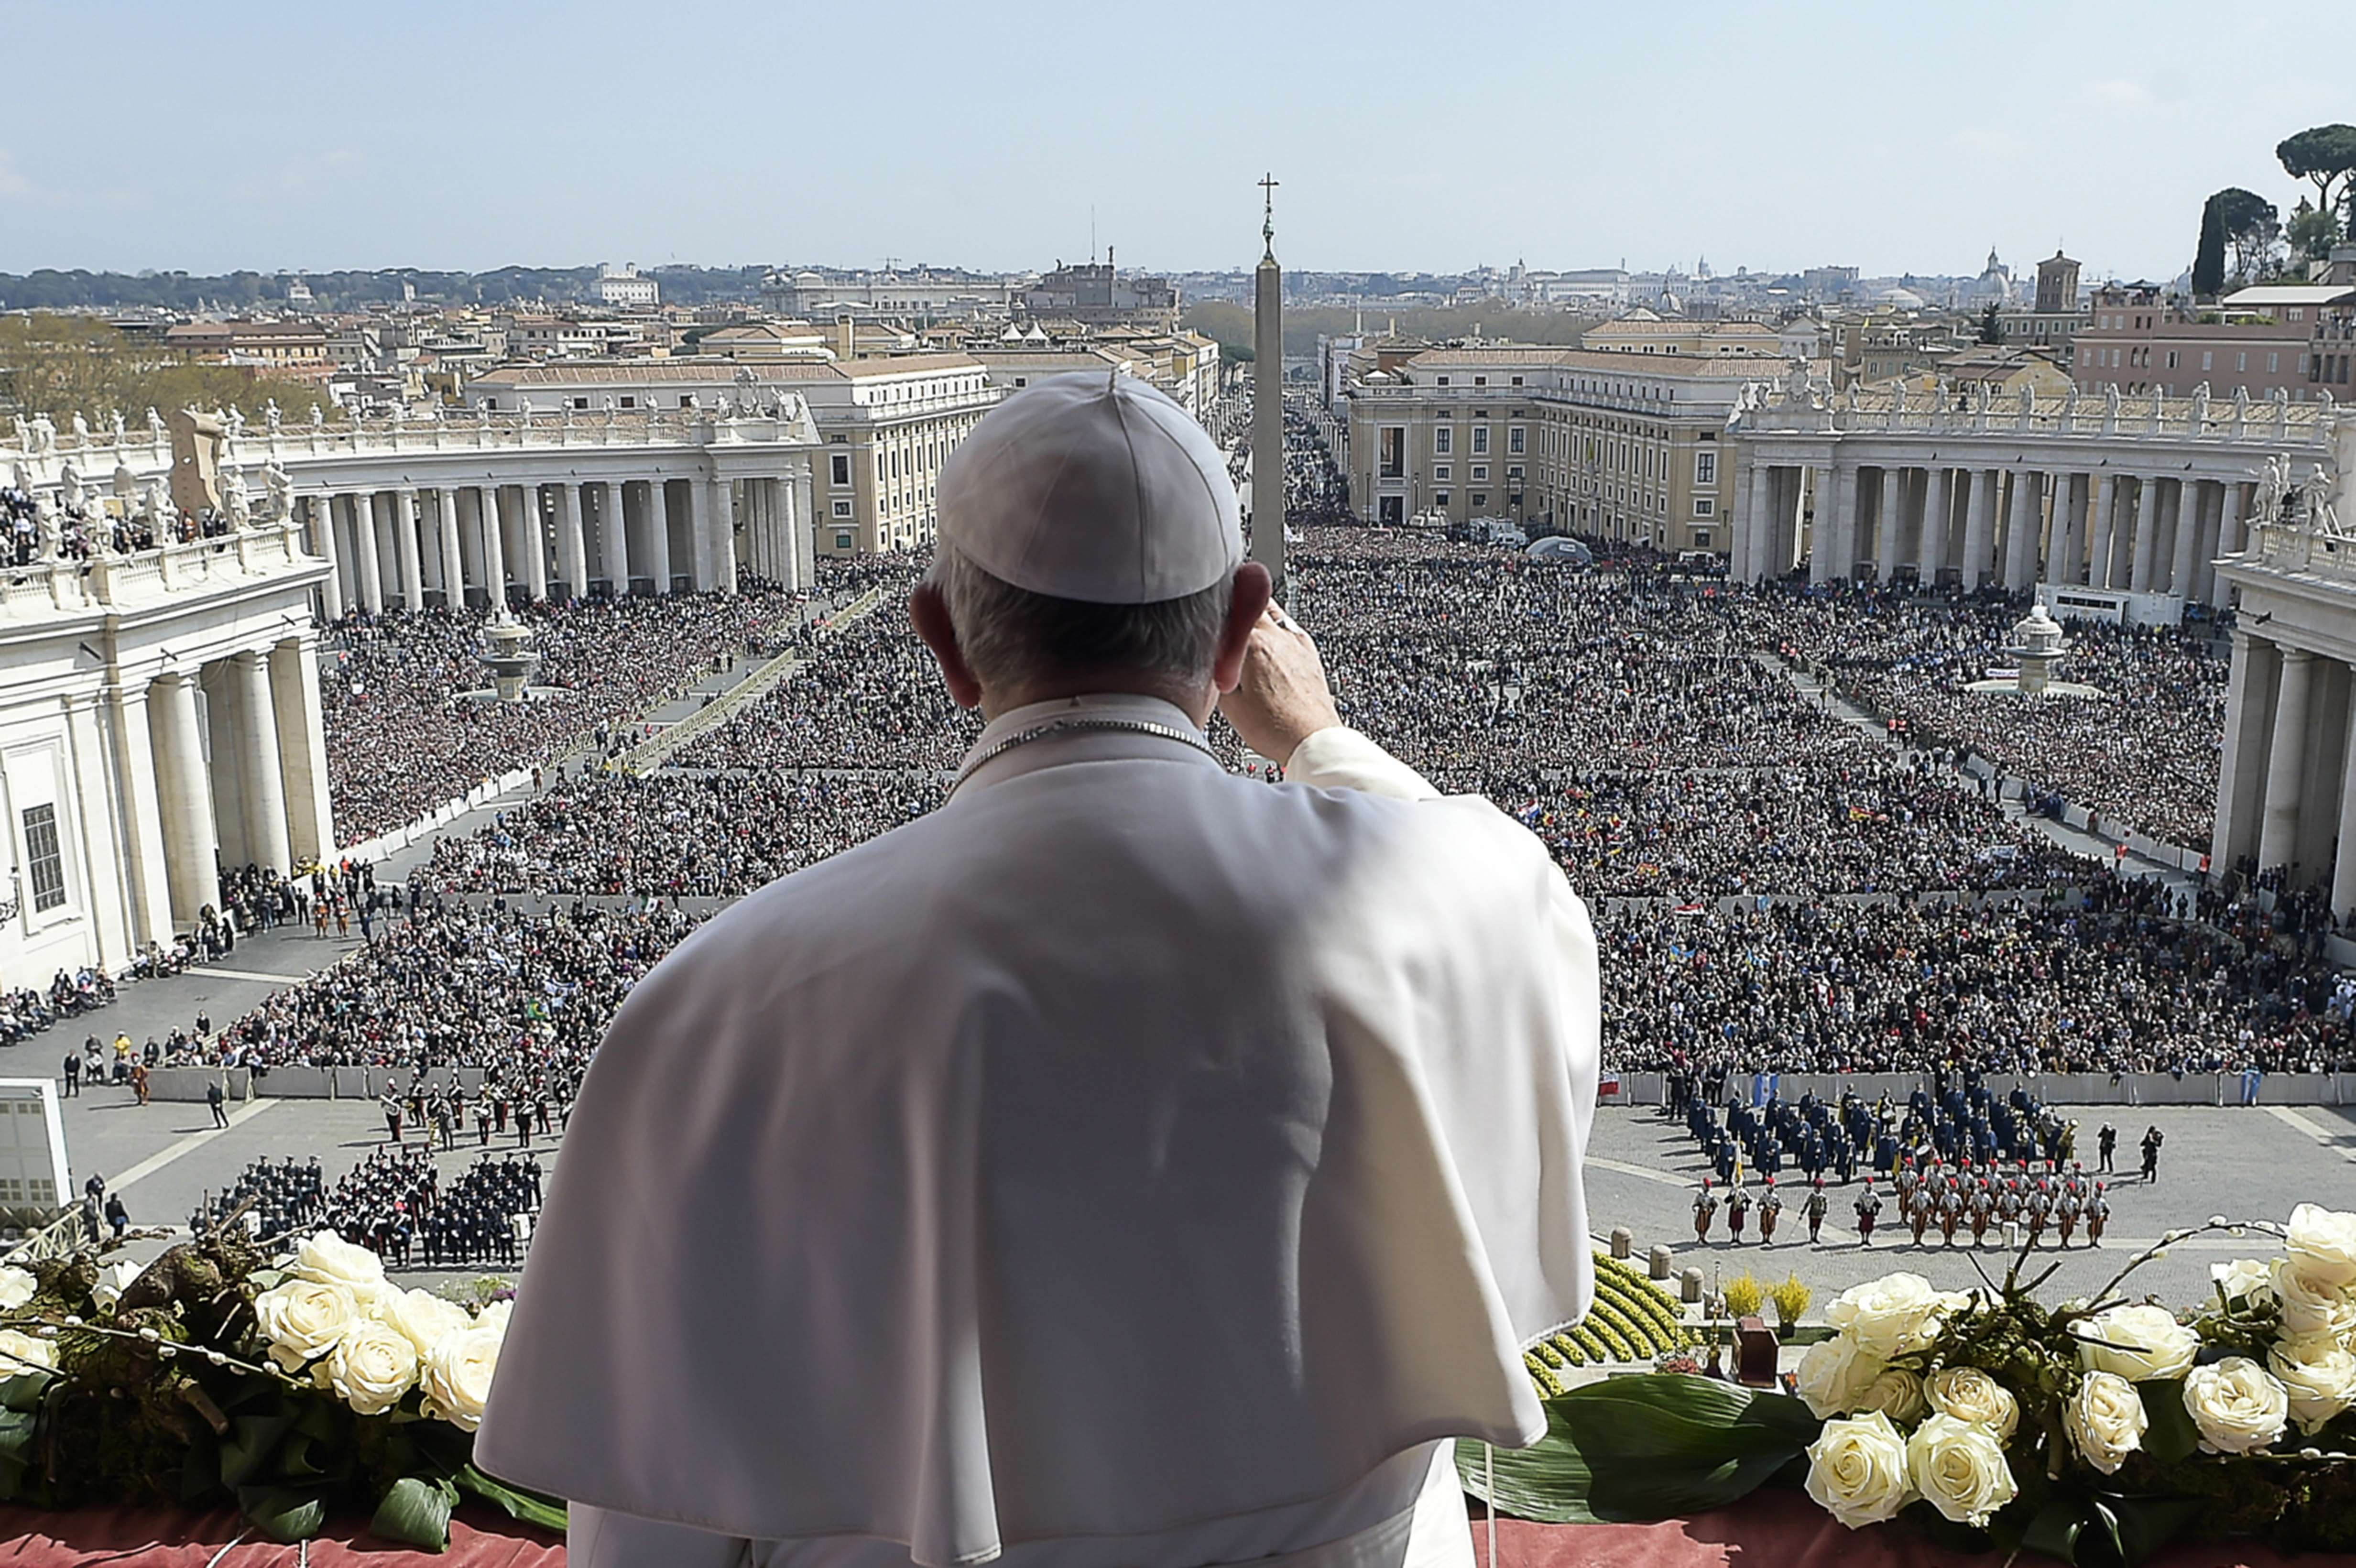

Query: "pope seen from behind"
<box><xmin>471</xmin><ymin>372</ymin><xmax>1603</xmax><ymax>1568</ymax></box>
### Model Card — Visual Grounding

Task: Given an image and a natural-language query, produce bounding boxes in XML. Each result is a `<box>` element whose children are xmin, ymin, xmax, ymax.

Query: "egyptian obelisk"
<box><xmin>1251</xmin><ymin>173</ymin><xmax>1285</xmax><ymax>586</ymax></box>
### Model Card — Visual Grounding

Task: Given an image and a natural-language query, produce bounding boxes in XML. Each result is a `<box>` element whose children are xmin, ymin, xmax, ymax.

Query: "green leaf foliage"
<box><xmin>2021</xmin><ymin>1488</ymin><xmax>2202</xmax><ymax>1568</ymax></box>
<box><xmin>2136</xmin><ymin>1380</ymin><xmax>2200</xmax><ymax>1466</ymax></box>
<box><xmin>458</xmin><ymin>1462</ymin><xmax>570</xmax><ymax>1533</ymax></box>
<box><xmin>238</xmin><ymin>1483</ymin><xmax>329</xmax><ymax>1544</ymax></box>
<box><xmin>1455</xmin><ymin>1375</ymin><xmax>1819</xmax><ymax>1524</ymax></box>
<box><xmin>372</xmin><ymin>1475</ymin><xmax>458</xmax><ymax>1552</ymax></box>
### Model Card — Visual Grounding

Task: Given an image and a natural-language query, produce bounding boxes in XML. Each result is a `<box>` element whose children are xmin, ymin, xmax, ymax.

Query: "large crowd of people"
<box><xmin>1740</xmin><ymin>587</ymin><xmax>2227</xmax><ymax>849</ymax></box>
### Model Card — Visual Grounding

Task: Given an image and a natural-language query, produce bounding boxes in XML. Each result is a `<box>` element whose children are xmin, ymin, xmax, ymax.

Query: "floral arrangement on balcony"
<box><xmin>0</xmin><ymin>1226</ymin><xmax>559</xmax><ymax>1550</ymax></box>
<box><xmin>1463</xmin><ymin>1204</ymin><xmax>2356</xmax><ymax>1566</ymax></box>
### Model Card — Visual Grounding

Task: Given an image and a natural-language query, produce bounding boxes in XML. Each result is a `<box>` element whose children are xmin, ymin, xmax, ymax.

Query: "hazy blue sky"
<box><xmin>2</xmin><ymin>0</ymin><xmax>2350</xmax><ymax>283</ymax></box>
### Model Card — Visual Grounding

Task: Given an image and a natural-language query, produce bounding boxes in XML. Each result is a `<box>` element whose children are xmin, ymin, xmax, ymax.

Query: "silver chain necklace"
<box><xmin>951</xmin><ymin>715</ymin><xmax>1220</xmax><ymax>795</ymax></box>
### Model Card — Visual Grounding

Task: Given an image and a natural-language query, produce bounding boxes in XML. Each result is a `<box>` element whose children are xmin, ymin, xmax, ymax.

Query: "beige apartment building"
<box><xmin>1345</xmin><ymin>346</ymin><xmax>1776</xmax><ymax>552</ymax></box>
<box><xmin>2070</xmin><ymin>283</ymin><xmax>2356</xmax><ymax>401</ymax></box>
<box><xmin>1580</xmin><ymin>313</ymin><xmax>1784</xmax><ymax>358</ymax></box>
<box><xmin>786</xmin><ymin>353</ymin><xmax>1001</xmax><ymax>555</ymax></box>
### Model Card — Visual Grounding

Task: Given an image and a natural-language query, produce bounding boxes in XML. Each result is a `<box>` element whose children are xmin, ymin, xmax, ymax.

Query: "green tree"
<box><xmin>1977</xmin><ymin>303</ymin><xmax>2004</xmax><ymax>345</ymax></box>
<box><xmin>2288</xmin><ymin>197</ymin><xmax>2342</xmax><ymax>265</ymax></box>
<box><xmin>2278</xmin><ymin>125</ymin><xmax>2356</xmax><ymax>218</ymax></box>
<box><xmin>2210</xmin><ymin>187</ymin><xmax>2281</xmax><ymax>282</ymax></box>
<box><xmin>0</xmin><ymin>314</ymin><xmax>338</xmax><ymax>424</ymax></box>
<box><xmin>2192</xmin><ymin>193</ymin><xmax>2228</xmax><ymax>298</ymax></box>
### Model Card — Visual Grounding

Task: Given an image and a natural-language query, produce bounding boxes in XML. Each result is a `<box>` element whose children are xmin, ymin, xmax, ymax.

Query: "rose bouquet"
<box><xmin>0</xmin><ymin>1226</ymin><xmax>559</xmax><ymax>1550</ymax></box>
<box><xmin>1461</xmin><ymin>1204</ymin><xmax>2356</xmax><ymax>1566</ymax></box>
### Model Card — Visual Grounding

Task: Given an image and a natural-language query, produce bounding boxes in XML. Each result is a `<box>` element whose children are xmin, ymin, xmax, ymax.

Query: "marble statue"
<box><xmin>219</xmin><ymin>459</ymin><xmax>252</xmax><ymax>527</ymax></box>
<box><xmin>11</xmin><ymin>416</ymin><xmax>27</xmax><ymax>451</ymax></box>
<box><xmin>111</xmin><ymin>461</ymin><xmax>137</xmax><ymax>512</ymax></box>
<box><xmin>310</xmin><ymin>403</ymin><xmax>325</xmax><ymax>428</ymax></box>
<box><xmin>70</xmin><ymin>411</ymin><xmax>90</xmax><ymax>444</ymax></box>
<box><xmin>146</xmin><ymin>407</ymin><xmax>164</xmax><ymax>443</ymax></box>
<box><xmin>264</xmin><ymin>399</ymin><xmax>283</xmax><ymax>433</ymax></box>
<box><xmin>110</xmin><ymin>410</ymin><xmax>126</xmax><ymax>442</ymax></box>
<box><xmin>223</xmin><ymin>405</ymin><xmax>246</xmax><ymax>442</ymax></box>
<box><xmin>2256</xmin><ymin>453</ymin><xmax>2291</xmax><ymax>525</ymax></box>
<box><xmin>2301</xmin><ymin>465</ymin><xmax>2342</xmax><ymax>535</ymax></box>
<box><xmin>57</xmin><ymin>458</ymin><xmax>85</xmax><ymax>511</ymax></box>
<box><xmin>1777</xmin><ymin>361</ymin><xmax>1816</xmax><ymax>409</ymax></box>
<box><xmin>2191</xmin><ymin>384</ymin><xmax>2210</xmax><ymax>432</ymax></box>
<box><xmin>2105</xmin><ymin>384</ymin><xmax>2122</xmax><ymax>419</ymax></box>
<box><xmin>27</xmin><ymin>414</ymin><xmax>55</xmax><ymax>455</ymax></box>
<box><xmin>263</xmin><ymin>456</ymin><xmax>293</xmax><ymax>524</ymax></box>
<box><xmin>141</xmin><ymin>475</ymin><xmax>172</xmax><ymax>525</ymax></box>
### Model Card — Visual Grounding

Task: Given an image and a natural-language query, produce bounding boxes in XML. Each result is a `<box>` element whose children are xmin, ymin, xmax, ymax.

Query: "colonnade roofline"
<box><xmin>1731</xmin><ymin>381</ymin><xmax>2333</xmax><ymax>449</ymax></box>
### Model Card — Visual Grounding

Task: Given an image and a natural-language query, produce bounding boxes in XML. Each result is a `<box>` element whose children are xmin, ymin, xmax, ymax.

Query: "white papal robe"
<box><xmin>474</xmin><ymin>694</ymin><xmax>1601</xmax><ymax>1568</ymax></box>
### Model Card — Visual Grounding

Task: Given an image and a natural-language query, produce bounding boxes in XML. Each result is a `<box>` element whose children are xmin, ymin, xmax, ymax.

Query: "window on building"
<box><xmin>1694</xmin><ymin>497</ymin><xmax>1715</xmax><ymax>517</ymax></box>
<box><xmin>1693</xmin><ymin>531</ymin><xmax>1711</xmax><ymax>549</ymax></box>
<box><xmin>1471</xmin><ymin>493</ymin><xmax>1487</xmax><ymax>508</ymax></box>
<box><xmin>832</xmin><ymin>500</ymin><xmax>853</xmax><ymax>518</ymax></box>
<box><xmin>1511</xmin><ymin>376</ymin><xmax>1524</xmax><ymax>386</ymax></box>
<box><xmin>1472</xmin><ymin>425</ymin><xmax>1490</xmax><ymax>455</ymax></box>
<box><xmin>1471</xmin><ymin>466</ymin><xmax>1488</xmax><ymax>481</ymax></box>
<box><xmin>1436</xmin><ymin>376</ymin><xmax>1451</xmax><ymax>386</ymax></box>
<box><xmin>1505</xmin><ymin>466</ymin><xmax>1523</xmax><ymax>480</ymax></box>
<box><xmin>1473</xmin><ymin>376</ymin><xmax>1487</xmax><ymax>386</ymax></box>
<box><xmin>1508</xmin><ymin>425</ymin><xmax>1526</xmax><ymax>454</ymax></box>
<box><xmin>1694</xmin><ymin>450</ymin><xmax>1717</xmax><ymax>486</ymax></box>
<box><xmin>836</xmin><ymin>532</ymin><xmax>853</xmax><ymax>550</ymax></box>
<box><xmin>831</xmin><ymin>455</ymin><xmax>851</xmax><ymax>485</ymax></box>
<box><xmin>573</xmin><ymin>397</ymin><xmax>589</xmax><ymax>410</ymax></box>
<box><xmin>1434</xmin><ymin>465</ymin><xmax>1451</xmax><ymax>481</ymax></box>
<box><xmin>681</xmin><ymin>395</ymin><xmax>697</xmax><ymax>408</ymax></box>
<box><xmin>22</xmin><ymin>804</ymin><xmax>64</xmax><ymax>913</ymax></box>
<box><xmin>2239</xmin><ymin>352</ymin><xmax>2249</xmax><ymax>371</ymax></box>
<box><xmin>2270</xmin><ymin>353</ymin><xmax>2280</xmax><ymax>372</ymax></box>
<box><xmin>1434</xmin><ymin>427</ymin><xmax>1453</xmax><ymax>455</ymax></box>
<box><xmin>2202</xmin><ymin>351</ymin><xmax>2214</xmax><ymax>372</ymax></box>
<box><xmin>619</xmin><ymin>397</ymin><xmax>635</xmax><ymax>409</ymax></box>
<box><xmin>1434</xmin><ymin>491</ymin><xmax>1451</xmax><ymax>507</ymax></box>
<box><xmin>2165</xmin><ymin>350</ymin><xmax>2179</xmax><ymax>370</ymax></box>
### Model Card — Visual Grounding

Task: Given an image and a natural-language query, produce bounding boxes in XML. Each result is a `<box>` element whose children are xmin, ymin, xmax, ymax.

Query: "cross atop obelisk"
<box><xmin>1251</xmin><ymin>174</ymin><xmax>1285</xmax><ymax>585</ymax></box>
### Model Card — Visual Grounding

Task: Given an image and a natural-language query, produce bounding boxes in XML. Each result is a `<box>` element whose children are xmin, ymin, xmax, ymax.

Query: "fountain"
<box><xmin>475</xmin><ymin>615</ymin><xmax>542</xmax><ymax>703</ymax></box>
<box><xmin>1964</xmin><ymin>600</ymin><xmax>2102</xmax><ymax>699</ymax></box>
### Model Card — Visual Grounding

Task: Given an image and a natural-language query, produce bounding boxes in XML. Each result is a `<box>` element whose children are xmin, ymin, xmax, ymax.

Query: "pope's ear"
<box><xmin>911</xmin><ymin>584</ymin><xmax>984</xmax><ymax>709</ymax></box>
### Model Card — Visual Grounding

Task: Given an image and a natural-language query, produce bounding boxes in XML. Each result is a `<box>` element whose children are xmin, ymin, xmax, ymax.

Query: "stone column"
<box><xmin>644</xmin><ymin>480</ymin><xmax>675</xmax><ymax>595</ymax></box>
<box><xmin>2128</xmin><ymin>477</ymin><xmax>2161</xmax><ymax>593</ymax></box>
<box><xmin>1874</xmin><ymin>466</ymin><xmax>1903</xmax><ymax>583</ymax></box>
<box><xmin>2187</xmin><ymin>482</ymin><xmax>2221</xmax><ymax>605</ymax></box>
<box><xmin>146</xmin><ymin>671</ymin><xmax>218</xmax><ymax>925</ymax></box>
<box><xmin>791</xmin><ymin>459</ymin><xmax>817</xmax><ymax>589</ymax></box>
<box><xmin>707</xmin><ymin>476</ymin><xmax>738</xmax><ymax>593</ymax></box>
<box><xmin>480</xmin><ymin>485</ymin><xmax>510</xmax><ymax>610</ymax></box>
<box><xmin>1741</xmin><ymin>461</ymin><xmax>1770</xmax><ymax>583</ymax></box>
<box><xmin>679</xmin><ymin>479</ymin><xmax>713</xmax><ymax>591</ymax></box>
<box><xmin>2003</xmin><ymin>470</ymin><xmax>2041</xmax><ymax>591</ymax></box>
<box><xmin>312</xmin><ymin>494</ymin><xmax>347</xmax><ymax>617</ymax></box>
<box><xmin>108</xmin><ymin>681</ymin><xmax>175</xmax><ymax>946</ymax></box>
<box><xmin>269</xmin><ymin>638</ymin><xmax>336</xmax><ymax>865</ymax></box>
<box><xmin>394</xmin><ymin>490</ymin><xmax>425</xmax><ymax>611</ymax></box>
<box><xmin>228</xmin><ymin>651</ymin><xmax>291</xmax><ymax>874</ymax></box>
<box><xmin>1961</xmin><ymin>468</ymin><xmax>1997</xmax><ymax>590</ymax></box>
<box><xmin>594</xmin><ymin>481</ymin><xmax>627</xmax><ymax>593</ymax></box>
<box><xmin>2258</xmin><ymin>648</ymin><xmax>2316</xmax><ymax>871</ymax></box>
<box><xmin>2333</xmin><ymin>681</ymin><xmax>2356</xmax><ymax>925</ymax></box>
<box><xmin>2212</xmin><ymin>483</ymin><xmax>2246</xmax><ymax>611</ymax></box>
<box><xmin>2088</xmin><ymin>474</ymin><xmax>2117</xmax><ymax>590</ymax></box>
<box><xmin>1919</xmin><ymin>467</ymin><xmax>1950</xmax><ymax>583</ymax></box>
<box><xmin>1808</xmin><ymin>464</ymin><xmax>1836</xmax><ymax>584</ymax></box>
<box><xmin>2213</xmin><ymin>631</ymin><xmax>2278</xmax><ymax>874</ymax></box>
<box><xmin>351</xmin><ymin>493</ymin><xmax>385</xmax><ymax>614</ymax></box>
<box><xmin>2054</xmin><ymin>474</ymin><xmax>2085</xmax><ymax>587</ymax></box>
<box><xmin>436</xmin><ymin>489</ymin><xmax>463</xmax><ymax>608</ymax></box>
<box><xmin>514</xmin><ymin>485</ymin><xmax>549</xmax><ymax>602</ymax></box>
<box><xmin>556</xmin><ymin>483</ymin><xmax>589</xmax><ymax>600</ymax></box>
<box><xmin>2168</xmin><ymin>479</ymin><xmax>2201</xmax><ymax>599</ymax></box>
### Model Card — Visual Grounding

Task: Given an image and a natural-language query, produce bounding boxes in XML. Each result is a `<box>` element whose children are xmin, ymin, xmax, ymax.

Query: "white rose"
<box><xmin>1855</xmin><ymin>1365</ymin><xmax>1927</xmax><ymax>1424</ymax></box>
<box><xmin>2286</xmin><ymin>1205</ymin><xmax>2356</xmax><ymax>1289</ymax></box>
<box><xmin>322</xmin><ymin>1318</ymin><xmax>418</xmax><ymax>1416</ymax></box>
<box><xmin>1796</xmin><ymin>1333</ymin><xmax>1885</xmax><ymax>1418</ymax></box>
<box><xmin>2272</xmin><ymin>1259</ymin><xmax>2356</xmax><ymax>1339</ymax></box>
<box><xmin>1803</xmin><ymin>1411</ymin><xmax>1915</xmax><ymax>1529</ymax></box>
<box><xmin>252</xmin><ymin>1277</ymin><xmax>359</xmax><ymax>1372</ymax></box>
<box><xmin>2268</xmin><ymin>1336</ymin><xmax>2356</xmax><ymax>1434</ymax></box>
<box><xmin>0</xmin><ymin>1267</ymin><xmax>36</xmax><ymax>1312</ymax></box>
<box><xmin>0</xmin><ymin>1329</ymin><xmax>55</xmax><ymax>1373</ymax></box>
<box><xmin>1826</xmin><ymin>1274</ymin><xmax>1947</xmax><ymax>1359</ymax></box>
<box><xmin>1927</xmin><ymin>1366</ymin><xmax>2020</xmax><ymax>1443</ymax></box>
<box><xmin>380</xmin><ymin>1289</ymin><xmax>474</xmax><ymax>1360</ymax></box>
<box><xmin>90</xmin><ymin>1261</ymin><xmax>144</xmax><ymax>1311</ymax></box>
<box><xmin>2072</xmin><ymin>1303</ymin><xmax>2201</xmax><ymax>1382</ymax></box>
<box><xmin>288</xmin><ymin>1232</ymin><xmax>387</xmax><ymax>1306</ymax></box>
<box><xmin>2183</xmin><ymin>1357</ymin><xmax>2290</xmax><ymax>1455</ymax></box>
<box><xmin>473</xmin><ymin>1299</ymin><xmax>513</xmax><ymax>1336</ymax></box>
<box><xmin>421</xmin><ymin>1325</ymin><xmax>502</xmax><ymax>1432</ymax></box>
<box><xmin>1907</xmin><ymin>1412</ymin><xmax>2019</xmax><ymax>1528</ymax></box>
<box><xmin>2065</xmin><ymin>1371</ymin><xmax>2149</xmax><ymax>1475</ymax></box>
<box><xmin>2212</xmin><ymin>1258</ymin><xmax>2273</xmax><ymax>1306</ymax></box>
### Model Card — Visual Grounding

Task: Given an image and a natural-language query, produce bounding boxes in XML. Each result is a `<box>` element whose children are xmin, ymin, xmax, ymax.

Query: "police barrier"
<box><xmin>142</xmin><ymin>1068</ymin><xmax>250</xmax><ymax>1103</ymax></box>
<box><xmin>1631</xmin><ymin>1070</ymin><xmax>2356</xmax><ymax>1108</ymax></box>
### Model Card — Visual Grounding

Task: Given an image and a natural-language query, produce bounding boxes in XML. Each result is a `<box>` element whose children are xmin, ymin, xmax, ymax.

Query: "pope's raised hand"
<box><xmin>1219</xmin><ymin>604</ymin><xmax>1342</xmax><ymax>767</ymax></box>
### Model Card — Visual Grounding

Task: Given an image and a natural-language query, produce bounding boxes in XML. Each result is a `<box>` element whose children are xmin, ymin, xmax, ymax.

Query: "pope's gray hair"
<box><xmin>927</xmin><ymin>543</ymin><xmax>1233</xmax><ymax>692</ymax></box>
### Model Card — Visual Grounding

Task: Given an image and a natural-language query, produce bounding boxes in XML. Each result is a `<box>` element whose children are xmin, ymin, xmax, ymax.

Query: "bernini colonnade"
<box><xmin>1727</xmin><ymin>382</ymin><xmax>2331</xmax><ymax>611</ymax></box>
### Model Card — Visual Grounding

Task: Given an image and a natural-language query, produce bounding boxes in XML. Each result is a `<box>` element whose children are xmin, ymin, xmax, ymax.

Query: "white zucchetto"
<box><xmin>936</xmin><ymin>372</ymin><xmax>1243</xmax><ymax>604</ymax></box>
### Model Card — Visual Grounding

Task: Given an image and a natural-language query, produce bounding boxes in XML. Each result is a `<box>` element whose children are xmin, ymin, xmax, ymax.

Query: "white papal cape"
<box><xmin>474</xmin><ymin>694</ymin><xmax>1600</xmax><ymax>1568</ymax></box>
